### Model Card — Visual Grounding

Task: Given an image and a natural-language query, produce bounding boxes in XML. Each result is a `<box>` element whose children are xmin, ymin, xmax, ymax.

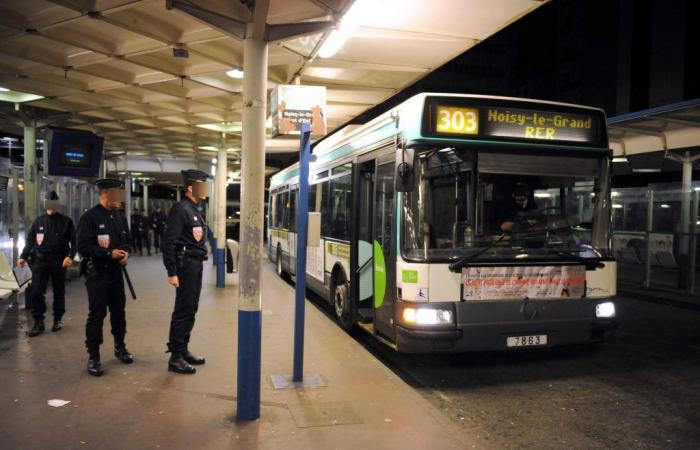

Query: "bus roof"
<box><xmin>270</xmin><ymin>93</ymin><xmax>609</xmax><ymax>189</ymax></box>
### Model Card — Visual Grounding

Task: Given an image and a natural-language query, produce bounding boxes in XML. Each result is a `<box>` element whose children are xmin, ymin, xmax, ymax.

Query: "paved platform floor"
<box><xmin>0</xmin><ymin>255</ymin><xmax>467</xmax><ymax>450</ymax></box>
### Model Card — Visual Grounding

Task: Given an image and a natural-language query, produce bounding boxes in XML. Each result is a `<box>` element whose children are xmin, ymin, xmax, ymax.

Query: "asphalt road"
<box><xmin>350</xmin><ymin>297</ymin><xmax>700</xmax><ymax>450</ymax></box>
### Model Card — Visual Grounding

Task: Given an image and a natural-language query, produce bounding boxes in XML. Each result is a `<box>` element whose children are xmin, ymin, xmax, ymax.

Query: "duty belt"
<box><xmin>184</xmin><ymin>254</ymin><xmax>208</xmax><ymax>262</ymax></box>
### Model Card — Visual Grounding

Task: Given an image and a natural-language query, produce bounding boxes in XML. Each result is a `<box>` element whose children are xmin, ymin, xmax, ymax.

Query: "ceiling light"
<box><xmin>318</xmin><ymin>0</ymin><xmax>370</xmax><ymax>58</ymax></box>
<box><xmin>226</xmin><ymin>68</ymin><xmax>244</xmax><ymax>79</ymax></box>
<box><xmin>534</xmin><ymin>193</ymin><xmax>551</xmax><ymax>198</ymax></box>
<box><xmin>632</xmin><ymin>168</ymin><xmax>661</xmax><ymax>173</ymax></box>
<box><xmin>0</xmin><ymin>87</ymin><xmax>9</xmax><ymax>92</ymax></box>
<box><xmin>612</xmin><ymin>204</ymin><xmax>623</xmax><ymax>209</ymax></box>
<box><xmin>612</xmin><ymin>157</ymin><xmax>628</xmax><ymax>163</ymax></box>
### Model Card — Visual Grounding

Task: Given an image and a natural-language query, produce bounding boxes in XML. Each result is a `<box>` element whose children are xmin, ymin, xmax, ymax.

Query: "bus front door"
<box><xmin>373</xmin><ymin>160</ymin><xmax>397</xmax><ymax>340</ymax></box>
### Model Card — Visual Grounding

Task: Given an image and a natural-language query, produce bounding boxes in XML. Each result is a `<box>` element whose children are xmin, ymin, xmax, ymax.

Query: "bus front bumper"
<box><xmin>394</xmin><ymin>299</ymin><xmax>619</xmax><ymax>353</ymax></box>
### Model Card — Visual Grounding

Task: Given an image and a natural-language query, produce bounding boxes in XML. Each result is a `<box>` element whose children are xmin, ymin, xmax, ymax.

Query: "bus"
<box><xmin>267</xmin><ymin>93</ymin><xmax>618</xmax><ymax>353</ymax></box>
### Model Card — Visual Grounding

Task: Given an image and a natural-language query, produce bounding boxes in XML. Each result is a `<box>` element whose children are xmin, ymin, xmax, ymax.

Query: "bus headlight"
<box><xmin>402</xmin><ymin>307</ymin><xmax>454</xmax><ymax>325</ymax></box>
<box><xmin>595</xmin><ymin>302</ymin><xmax>616</xmax><ymax>319</ymax></box>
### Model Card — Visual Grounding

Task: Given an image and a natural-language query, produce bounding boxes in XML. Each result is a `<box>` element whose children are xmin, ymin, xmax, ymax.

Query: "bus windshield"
<box><xmin>402</xmin><ymin>147</ymin><xmax>610</xmax><ymax>262</ymax></box>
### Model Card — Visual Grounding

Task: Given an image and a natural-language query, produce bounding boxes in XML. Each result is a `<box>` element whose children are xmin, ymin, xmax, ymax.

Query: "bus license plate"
<box><xmin>507</xmin><ymin>335</ymin><xmax>548</xmax><ymax>348</ymax></box>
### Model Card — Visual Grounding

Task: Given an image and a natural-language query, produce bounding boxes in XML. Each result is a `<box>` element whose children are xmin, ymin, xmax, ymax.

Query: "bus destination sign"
<box><xmin>428</xmin><ymin>99</ymin><xmax>603</xmax><ymax>146</ymax></box>
<box><xmin>483</xmin><ymin>107</ymin><xmax>595</xmax><ymax>143</ymax></box>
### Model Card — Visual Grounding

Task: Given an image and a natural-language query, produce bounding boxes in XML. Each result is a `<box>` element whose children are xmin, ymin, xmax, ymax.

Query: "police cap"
<box><xmin>181</xmin><ymin>169</ymin><xmax>210</xmax><ymax>185</ymax></box>
<box><xmin>95</xmin><ymin>178</ymin><xmax>124</xmax><ymax>190</ymax></box>
<box><xmin>45</xmin><ymin>190</ymin><xmax>59</xmax><ymax>200</ymax></box>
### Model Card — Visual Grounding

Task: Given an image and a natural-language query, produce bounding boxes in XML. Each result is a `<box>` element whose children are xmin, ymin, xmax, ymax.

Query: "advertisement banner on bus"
<box><xmin>462</xmin><ymin>265</ymin><xmax>586</xmax><ymax>300</ymax></box>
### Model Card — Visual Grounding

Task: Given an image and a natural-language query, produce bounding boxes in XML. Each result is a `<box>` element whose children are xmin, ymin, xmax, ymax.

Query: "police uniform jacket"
<box><xmin>131</xmin><ymin>214</ymin><xmax>146</xmax><ymax>237</ymax></box>
<box><xmin>77</xmin><ymin>204</ymin><xmax>132</xmax><ymax>275</ymax></box>
<box><xmin>151</xmin><ymin>210</ymin><xmax>167</xmax><ymax>232</ymax></box>
<box><xmin>162</xmin><ymin>197</ymin><xmax>207</xmax><ymax>277</ymax></box>
<box><xmin>20</xmin><ymin>213</ymin><xmax>76</xmax><ymax>262</ymax></box>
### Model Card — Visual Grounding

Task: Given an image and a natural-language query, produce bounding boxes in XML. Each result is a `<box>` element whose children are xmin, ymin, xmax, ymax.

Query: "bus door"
<box><xmin>353</xmin><ymin>160</ymin><xmax>375</xmax><ymax>321</ymax></box>
<box><xmin>373</xmin><ymin>158</ymin><xmax>397</xmax><ymax>339</ymax></box>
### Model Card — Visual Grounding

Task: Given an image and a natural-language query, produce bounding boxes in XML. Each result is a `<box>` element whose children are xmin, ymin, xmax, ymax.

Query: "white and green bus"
<box><xmin>268</xmin><ymin>93</ymin><xmax>618</xmax><ymax>353</ymax></box>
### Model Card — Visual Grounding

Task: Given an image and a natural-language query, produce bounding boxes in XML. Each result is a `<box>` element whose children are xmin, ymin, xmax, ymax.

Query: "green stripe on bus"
<box><xmin>374</xmin><ymin>240</ymin><xmax>386</xmax><ymax>309</ymax></box>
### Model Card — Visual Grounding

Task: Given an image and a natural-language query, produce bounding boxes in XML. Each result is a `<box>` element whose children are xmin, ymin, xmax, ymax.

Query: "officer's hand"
<box><xmin>119</xmin><ymin>252</ymin><xmax>129</xmax><ymax>266</ymax></box>
<box><xmin>62</xmin><ymin>257</ymin><xmax>73</xmax><ymax>268</ymax></box>
<box><xmin>168</xmin><ymin>276</ymin><xmax>179</xmax><ymax>288</ymax></box>
<box><xmin>111</xmin><ymin>249</ymin><xmax>127</xmax><ymax>260</ymax></box>
<box><xmin>17</xmin><ymin>258</ymin><xmax>26</xmax><ymax>268</ymax></box>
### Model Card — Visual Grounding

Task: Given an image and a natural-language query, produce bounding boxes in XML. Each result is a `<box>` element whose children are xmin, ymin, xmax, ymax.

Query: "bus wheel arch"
<box><xmin>331</xmin><ymin>265</ymin><xmax>354</xmax><ymax>331</ymax></box>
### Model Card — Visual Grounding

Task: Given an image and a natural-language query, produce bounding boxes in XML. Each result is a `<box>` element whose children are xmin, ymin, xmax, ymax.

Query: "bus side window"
<box><xmin>320</xmin><ymin>181</ymin><xmax>330</xmax><ymax>237</ymax></box>
<box><xmin>288</xmin><ymin>189</ymin><xmax>297</xmax><ymax>232</ymax></box>
<box><xmin>270</xmin><ymin>192</ymin><xmax>277</xmax><ymax>227</ymax></box>
<box><xmin>329</xmin><ymin>173</ymin><xmax>351</xmax><ymax>241</ymax></box>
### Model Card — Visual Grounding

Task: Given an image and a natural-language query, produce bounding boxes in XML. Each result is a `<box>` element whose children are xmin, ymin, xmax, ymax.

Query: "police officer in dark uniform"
<box><xmin>151</xmin><ymin>205</ymin><xmax>167</xmax><ymax>253</ymax></box>
<box><xmin>162</xmin><ymin>170</ymin><xmax>210</xmax><ymax>374</ymax></box>
<box><xmin>18</xmin><ymin>191</ymin><xmax>76</xmax><ymax>336</ymax></box>
<box><xmin>77</xmin><ymin>179</ymin><xmax>134</xmax><ymax>377</ymax></box>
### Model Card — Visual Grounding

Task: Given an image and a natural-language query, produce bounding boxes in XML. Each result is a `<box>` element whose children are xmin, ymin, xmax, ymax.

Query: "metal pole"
<box><xmin>679</xmin><ymin>155</ymin><xmax>692</xmax><ymax>289</ymax></box>
<box><xmin>645</xmin><ymin>189</ymin><xmax>653</xmax><ymax>288</ymax></box>
<box><xmin>216</xmin><ymin>132</ymin><xmax>227</xmax><ymax>288</ymax></box>
<box><xmin>237</xmin><ymin>35</ymin><xmax>267</xmax><ymax>422</ymax></box>
<box><xmin>124</xmin><ymin>174</ymin><xmax>132</xmax><ymax>223</ymax></box>
<box><xmin>143</xmin><ymin>180</ymin><xmax>149</xmax><ymax>215</ymax></box>
<box><xmin>176</xmin><ymin>186</ymin><xmax>181</xmax><ymax>202</ymax></box>
<box><xmin>293</xmin><ymin>123</ymin><xmax>312</xmax><ymax>382</ymax></box>
<box><xmin>11</xmin><ymin>169</ymin><xmax>20</xmax><ymax>264</ymax></box>
<box><xmin>23</xmin><ymin>124</ymin><xmax>38</xmax><ymax>225</ymax></box>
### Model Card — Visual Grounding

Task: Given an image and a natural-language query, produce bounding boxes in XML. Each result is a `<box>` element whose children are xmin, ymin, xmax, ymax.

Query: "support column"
<box><xmin>124</xmin><ymin>174</ymin><xmax>132</xmax><ymax>223</ymax></box>
<box><xmin>678</xmin><ymin>155</ymin><xmax>693</xmax><ymax>289</ymax></box>
<box><xmin>176</xmin><ymin>186</ymin><xmax>181</xmax><ymax>202</ymax></box>
<box><xmin>23</xmin><ymin>124</ymin><xmax>39</xmax><ymax>225</ymax></box>
<box><xmin>237</xmin><ymin>36</ymin><xmax>268</xmax><ymax>421</ymax></box>
<box><xmin>216</xmin><ymin>133</ymin><xmax>228</xmax><ymax>288</ymax></box>
<box><xmin>11</xmin><ymin>169</ymin><xmax>20</xmax><ymax>265</ymax></box>
<box><xmin>143</xmin><ymin>180</ymin><xmax>149</xmax><ymax>215</ymax></box>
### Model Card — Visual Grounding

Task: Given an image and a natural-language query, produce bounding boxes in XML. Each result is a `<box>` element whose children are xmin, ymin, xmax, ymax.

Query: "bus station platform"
<box><xmin>0</xmin><ymin>255</ymin><xmax>468</xmax><ymax>450</ymax></box>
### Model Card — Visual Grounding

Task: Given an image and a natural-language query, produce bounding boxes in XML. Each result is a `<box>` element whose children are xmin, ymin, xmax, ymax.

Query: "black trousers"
<box><xmin>133</xmin><ymin>234</ymin><xmax>150</xmax><ymax>255</ymax></box>
<box><xmin>30</xmin><ymin>256</ymin><xmax>66</xmax><ymax>321</ymax></box>
<box><xmin>153</xmin><ymin>231</ymin><xmax>162</xmax><ymax>253</ymax></box>
<box><xmin>85</xmin><ymin>270</ymin><xmax>127</xmax><ymax>353</ymax></box>
<box><xmin>168</xmin><ymin>258</ymin><xmax>203</xmax><ymax>353</ymax></box>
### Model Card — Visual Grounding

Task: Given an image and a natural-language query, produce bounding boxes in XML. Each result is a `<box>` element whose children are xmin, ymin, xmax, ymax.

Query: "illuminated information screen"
<box><xmin>59</xmin><ymin>144</ymin><xmax>93</xmax><ymax>168</ymax></box>
<box><xmin>426</xmin><ymin>97</ymin><xmax>605</xmax><ymax>147</ymax></box>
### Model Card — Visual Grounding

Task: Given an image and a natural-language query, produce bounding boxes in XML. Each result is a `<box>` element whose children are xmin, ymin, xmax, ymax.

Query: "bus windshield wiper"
<box><xmin>448</xmin><ymin>234</ymin><xmax>506</xmax><ymax>273</ymax></box>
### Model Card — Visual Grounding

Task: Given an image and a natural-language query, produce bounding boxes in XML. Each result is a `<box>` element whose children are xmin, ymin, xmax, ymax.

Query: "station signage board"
<box><xmin>271</xmin><ymin>85</ymin><xmax>327</xmax><ymax>137</ymax></box>
<box><xmin>423</xmin><ymin>96</ymin><xmax>606</xmax><ymax>147</ymax></box>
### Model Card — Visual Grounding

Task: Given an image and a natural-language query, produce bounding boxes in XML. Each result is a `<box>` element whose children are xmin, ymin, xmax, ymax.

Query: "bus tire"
<box><xmin>331</xmin><ymin>272</ymin><xmax>353</xmax><ymax>331</ymax></box>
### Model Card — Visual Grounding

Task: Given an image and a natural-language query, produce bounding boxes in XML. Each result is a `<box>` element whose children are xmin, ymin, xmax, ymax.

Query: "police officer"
<box><xmin>162</xmin><ymin>170</ymin><xmax>210</xmax><ymax>374</ymax></box>
<box><xmin>77</xmin><ymin>179</ymin><xmax>134</xmax><ymax>377</ymax></box>
<box><xmin>150</xmin><ymin>205</ymin><xmax>167</xmax><ymax>254</ymax></box>
<box><xmin>18</xmin><ymin>191</ymin><xmax>76</xmax><ymax>336</ymax></box>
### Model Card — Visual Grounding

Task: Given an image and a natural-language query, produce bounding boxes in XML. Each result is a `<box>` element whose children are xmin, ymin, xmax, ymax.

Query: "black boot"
<box><xmin>168</xmin><ymin>352</ymin><xmax>196</xmax><ymax>374</ymax></box>
<box><xmin>51</xmin><ymin>318</ymin><xmax>63</xmax><ymax>332</ymax></box>
<box><xmin>183</xmin><ymin>349</ymin><xmax>205</xmax><ymax>365</ymax></box>
<box><xmin>87</xmin><ymin>352</ymin><xmax>104</xmax><ymax>377</ymax></box>
<box><xmin>28</xmin><ymin>320</ymin><xmax>45</xmax><ymax>337</ymax></box>
<box><xmin>114</xmin><ymin>344</ymin><xmax>134</xmax><ymax>364</ymax></box>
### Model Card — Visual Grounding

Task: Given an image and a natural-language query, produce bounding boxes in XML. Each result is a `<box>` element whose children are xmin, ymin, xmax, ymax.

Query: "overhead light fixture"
<box><xmin>226</xmin><ymin>68</ymin><xmax>244</xmax><ymax>79</ymax></box>
<box><xmin>612</xmin><ymin>157</ymin><xmax>628</xmax><ymax>163</ymax></box>
<box><xmin>612</xmin><ymin>204</ymin><xmax>623</xmax><ymax>209</ymax></box>
<box><xmin>632</xmin><ymin>168</ymin><xmax>661</xmax><ymax>173</ymax></box>
<box><xmin>534</xmin><ymin>192</ymin><xmax>551</xmax><ymax>198</ymax></box>
<box><xmin>318</xmin><ymin>0</ymin><xmax>370</xmax><ymax>58</ymax></box>
<box><xmin>0</xmin><ymin>86</ymin><xmax>9</xmax><ymax>92</ymax></box>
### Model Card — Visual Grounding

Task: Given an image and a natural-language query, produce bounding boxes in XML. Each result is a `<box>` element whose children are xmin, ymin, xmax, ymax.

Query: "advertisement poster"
<box><xmin>462</xmin><ymin>265</ymin><xmax>585</xmax><ymax>300</ymax></box>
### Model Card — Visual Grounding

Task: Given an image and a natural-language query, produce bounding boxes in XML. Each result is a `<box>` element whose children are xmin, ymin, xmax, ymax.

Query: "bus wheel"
<box><xmin>332</xmin><ymin>278</ymin><xmax>353</xmax><ymax>331</ymax></box>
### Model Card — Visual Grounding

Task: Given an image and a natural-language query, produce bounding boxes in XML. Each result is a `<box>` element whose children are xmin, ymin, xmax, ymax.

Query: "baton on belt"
<box><xmin>122</xmin><ymin>266</ymin><xmax>137</xmax><ymax>300</ymax></box>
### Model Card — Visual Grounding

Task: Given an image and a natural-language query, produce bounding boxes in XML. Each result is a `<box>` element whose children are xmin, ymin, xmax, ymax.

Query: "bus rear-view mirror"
<box><xmin>395</xmin><ymin>147</ymin><xmax>417</xmax><ymax>193</ymax></box>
